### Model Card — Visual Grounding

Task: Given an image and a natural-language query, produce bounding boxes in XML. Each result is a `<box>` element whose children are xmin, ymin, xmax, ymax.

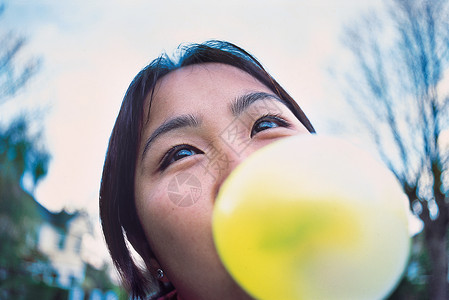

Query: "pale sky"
<box><xmin>2</xmin><ymin>0</ymin><xmax>387</xmax><ymax>266</ymax></box>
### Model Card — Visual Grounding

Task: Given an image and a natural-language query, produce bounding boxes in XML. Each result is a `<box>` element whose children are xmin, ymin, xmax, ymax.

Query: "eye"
<box><xmin>159</xmin><ymin>144</ymin><xmax>202</xmax><ymax>171</ymax></box>
<box><xmin>251</xmin><ymin>114</ymin><xmax>291</xmax><ymax>137</ymax></box>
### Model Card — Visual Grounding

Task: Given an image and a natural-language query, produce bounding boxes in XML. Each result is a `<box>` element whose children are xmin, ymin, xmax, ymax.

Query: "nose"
<box><xmin>211</xmin><ymin>146</ymin><xmax>251</xmax><ymax>201</ymax></box>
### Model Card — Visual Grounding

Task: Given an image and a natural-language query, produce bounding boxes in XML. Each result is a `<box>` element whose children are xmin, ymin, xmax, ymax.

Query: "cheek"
<box><xmin>135</xmin><ymin>178</ymin><xmax>173</xmax><ymax>224</ymax></box>
<box><xmin>135</xmin><ymin>185</ymin><xmax>177</xmax><ymax>258</ymax></box>
<box><xmin>135</xmin><ymin>174</ymin><xmax>216</xmax><ymax>253</ymax></box>
<box><xmin>136</xmin><ymin>170</ymin><xmax>215</xmax><ymax>216</ymax></box>
<box><xmin>135</xmin><ymin>176</ymin><xmax>171</xmax><ymax>222</ymax></box>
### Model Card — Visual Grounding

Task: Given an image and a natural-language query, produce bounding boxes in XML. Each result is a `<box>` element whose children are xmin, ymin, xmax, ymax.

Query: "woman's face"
<box><xmin>134</xmin><ymin>63</ymin><xmax>309</xmax><ymax>299</ymax></box>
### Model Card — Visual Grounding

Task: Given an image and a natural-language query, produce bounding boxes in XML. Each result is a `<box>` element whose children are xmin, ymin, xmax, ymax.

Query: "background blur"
<box><xmin>1</xmin><ymin>0</ymin><xmax>448</xmax><ymax>299</ymax></box>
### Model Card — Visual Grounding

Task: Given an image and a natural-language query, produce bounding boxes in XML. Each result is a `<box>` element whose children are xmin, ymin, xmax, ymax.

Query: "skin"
<box><xmin>134</xmin><ymin>63</ymin><xmax>309</xmax><ymax>300</ymax></box>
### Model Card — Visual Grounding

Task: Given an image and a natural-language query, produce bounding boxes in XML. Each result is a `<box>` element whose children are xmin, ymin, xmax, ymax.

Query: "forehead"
<box><xmin>146</xmin><ymin>63</ymin><xmax>273</xmax><ymax>124</ymax></box>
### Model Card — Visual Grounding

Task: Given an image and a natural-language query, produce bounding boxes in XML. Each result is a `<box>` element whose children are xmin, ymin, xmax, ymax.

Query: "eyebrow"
<box><xmin>141</xmin><ymin>114</ymin><xmax>200</xmax><ymax>160</ymax></box>
<box><xmin>230</xmin><ymin>92</ymin><xmax>285</xmax><ymax>117</ymax></box>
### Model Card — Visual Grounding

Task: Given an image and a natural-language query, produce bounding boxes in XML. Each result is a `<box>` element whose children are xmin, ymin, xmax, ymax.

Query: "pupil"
<box><xmin>175</xmin><ymin>149</ymin><xmax>193</xmax><ymax>160</ymax></box>
<box><xmin>258</xmin><ymin>121</ymin><xmax>276</xmax><ymax>131</ymax></box>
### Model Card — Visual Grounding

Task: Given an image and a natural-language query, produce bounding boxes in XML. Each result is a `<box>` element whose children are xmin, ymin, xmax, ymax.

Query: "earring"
<box><xmin>156</xmin><ymin>269</ymin><xmax>164</xmax><ymax>279</ymax></box>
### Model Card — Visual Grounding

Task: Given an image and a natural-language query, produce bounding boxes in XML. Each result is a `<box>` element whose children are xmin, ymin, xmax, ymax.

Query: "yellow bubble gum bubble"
<box><xmin>213</xmin><ymin>135</ymin><xmax>410</xmax><ymax>300</ymax></box>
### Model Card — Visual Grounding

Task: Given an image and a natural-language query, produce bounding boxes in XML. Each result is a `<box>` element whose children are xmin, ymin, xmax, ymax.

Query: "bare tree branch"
<box><xmin>0</xmin><ymin>7</ymin><xmax>40</xmax><ymax>104</ymax></box>
<box><xmin>339</xmin><ymin>0</ymin><xmax>449</xmax><ymax>298</ymax></box>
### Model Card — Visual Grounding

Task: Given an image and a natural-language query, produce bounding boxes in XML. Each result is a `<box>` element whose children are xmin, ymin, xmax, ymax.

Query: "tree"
<box><xmin>83</xmin><ymin>263</ymin><xmax>127</xmax><ymax>300</ymax></box>
<box><xmin>0</xmin><ymin>117</ymin><xmax>50</xmax><ymax>268</ymax></box>
<box><xmin>339</xmin><ymin>0</ymin><xmax>449</xmax><ymax>298</ymax></box>
<box><xmin>0</xmin><ymin>3</ymin><xmax>40</xmax><ymax>104</ymax></box>
<box><xmin>83</xmin><ymin>263</ymin><xmax>116</xmax><ymax>292</ymax></box>
<box><xmin>0</xmin><ymin>3</ymin><xmax>51</xmax><ymax>299</ymax></box>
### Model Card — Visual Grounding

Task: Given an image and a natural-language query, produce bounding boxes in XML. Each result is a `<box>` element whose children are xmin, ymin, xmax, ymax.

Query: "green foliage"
<box><xmin>0</xmin><ymin>117</ymin><xmax>51</xmax><ymax>297</ymax></box>
<box><xmin>0</xmin><ymin>2</ymin><xmax>58</xmax><ymax>298</ymax></box>
<box><xmin>0</xmin><ymin>117</ymin><xmax>50</xmax><ymax>185</ymax></box>
<box><xmin>0</xmin><ymin>271</ymin><xmax>68</xmax><ymax>300</ymax></box>
<box><xmin>388</xmin><ymin>234</ymin><xmax>430</xmax><ymax>299</ymax></box>
<box><xmin>0</xmin><ymin>117</ymin><xmax>50</xmax><ymax>270</ymax></box>
<box><xmin>83</xmin><ymin>263</ymin><xmax>128</xmax><ymax>300</ymax></box>
<box><xmin>115</xmin><ymin>288</ymin><xmax>129</xmax><ymax>300</ymax></box>
<box><xmin>388</xmin><ymin>277</ymin><xmax>428</xmax><ymax>300</ymax></box>
<box><xmin>83</xmin><ymin>263</ymin><xmax>116</xmax><ymax>292</ymax></box>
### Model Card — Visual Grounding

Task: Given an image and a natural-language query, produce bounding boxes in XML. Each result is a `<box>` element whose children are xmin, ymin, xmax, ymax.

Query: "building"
<box><xmin>29</xmin><ymin>201</ymin><xmax>91</xmax><ymax>289</ymax></box>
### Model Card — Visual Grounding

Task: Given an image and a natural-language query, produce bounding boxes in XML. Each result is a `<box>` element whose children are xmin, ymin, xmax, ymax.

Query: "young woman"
<box><xmin>100</xmin><ymin>40</ymin><xmax>315</xmax><ymax>299</ymax></box>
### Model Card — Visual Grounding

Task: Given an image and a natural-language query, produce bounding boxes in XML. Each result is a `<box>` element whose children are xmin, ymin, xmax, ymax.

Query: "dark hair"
<box><xmin>99</xmin><ymin>40</ymin><xmax>315</xmax><ymax>299</ymax></box>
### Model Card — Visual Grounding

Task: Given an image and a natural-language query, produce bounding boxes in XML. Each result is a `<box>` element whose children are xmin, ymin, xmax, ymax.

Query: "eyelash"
<box><xmin>251</xmin><ymin>113</ymin><xmax>291</xmax><ymax>137</ymax></box>
<box><xmin>158</xmin><ymin>144</ymin><xmax>203</xmax><ymax>171</ymax></box>
<box><xmin>158</xmin><ymin>113</ymin><xmax>291</xmax><ymax>171</ymax></box>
